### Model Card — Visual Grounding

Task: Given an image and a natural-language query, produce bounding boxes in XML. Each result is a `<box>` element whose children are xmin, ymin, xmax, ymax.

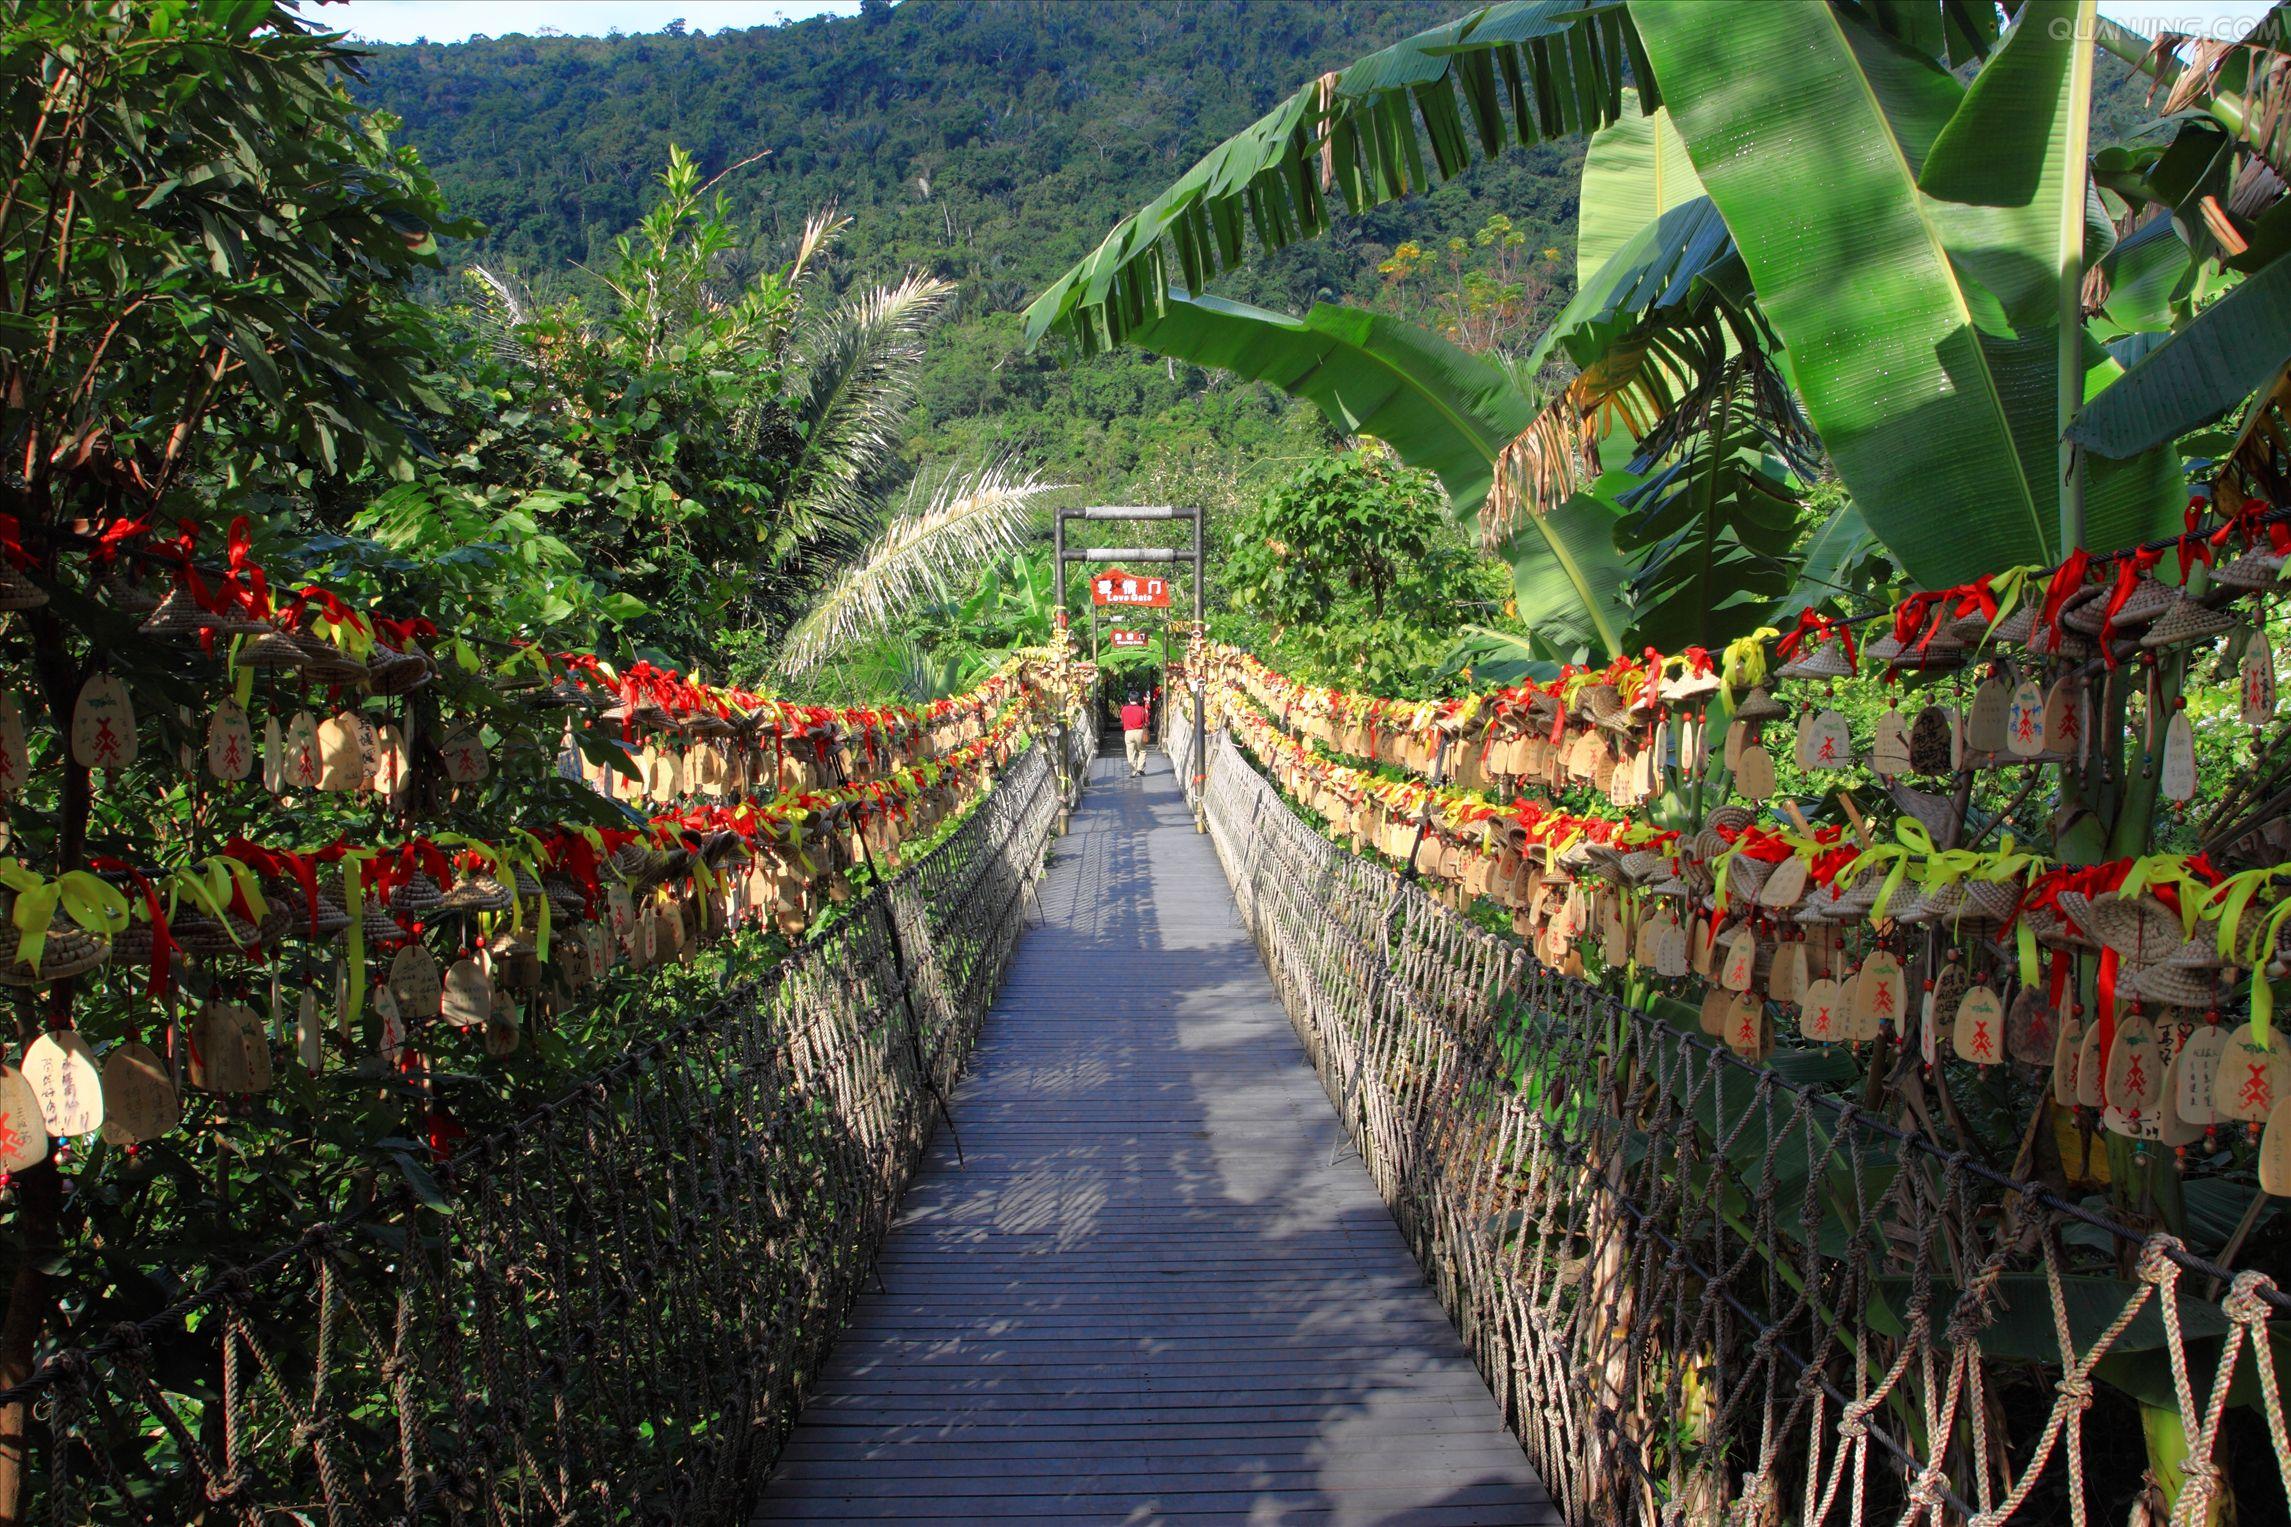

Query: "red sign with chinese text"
<box><xmin>1110</xmin><ymin>629</ymin><xmax>1151</xmax><ymax>649</ymax></box>
<box><xmin>1091</xmin><ymin>567</ymin><xmax>1170</xmax><ymax>607</ymax></box>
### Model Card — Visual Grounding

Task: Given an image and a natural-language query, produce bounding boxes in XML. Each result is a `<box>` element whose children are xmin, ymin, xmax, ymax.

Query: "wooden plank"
<box><xmin>753</xmin><ymin>755</ymin><xmax>1546</xmax><ymax>1522</ymax></box>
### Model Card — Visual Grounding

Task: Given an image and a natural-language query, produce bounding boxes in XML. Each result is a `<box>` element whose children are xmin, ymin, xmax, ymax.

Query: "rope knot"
<box><xmin>1908</xmin><ymin>1466</ymin><xmax>1952</xmax><ymax>1508</ymax></box>
<box><xmin>1837</xmin><ymin>1397</ymin><xmax>1877</xmax><ymax>1439</ymax></box>
<box><xmin>2224</xmin><ymin>1269</ymin><xmax>2280</xmax><ymax>1326</ymax></box>
<box><xmin>2056</xmin><ymin>1370</ymin><xmax>2096</xmax><ymax>1410</ymax></box>
<box><xmin>2137</xmin><ymin>1235</ymin><xmax>2187</xmax><ymax>1287</ymax></box>
<box><xmin>2174</xmin><ymin>1458</ymin><xmax>2224</xmax><ymax>1512</ymax></box>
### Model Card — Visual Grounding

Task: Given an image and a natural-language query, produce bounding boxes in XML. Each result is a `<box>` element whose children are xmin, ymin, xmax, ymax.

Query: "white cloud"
<box><xmin>293</xmin><ymin>1</ymin><xmax>864</xmax><ymax>46</ymax></box>
<box><xmin>2098</xmin><ymin>0</ymin><xmax>2271</xmax><ymax>42</ymax></box>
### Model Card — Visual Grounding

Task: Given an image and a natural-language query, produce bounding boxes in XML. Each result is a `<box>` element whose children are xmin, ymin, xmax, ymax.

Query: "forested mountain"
<box><xmin>354</xmin><ymin>0</ymin><xmax>1589</xmax><ymax>505</ymax></box>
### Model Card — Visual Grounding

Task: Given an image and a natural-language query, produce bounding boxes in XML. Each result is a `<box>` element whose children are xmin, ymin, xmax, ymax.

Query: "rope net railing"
<box><xmin>1</xmin><ymin>714</ymin><xmax>1093</xmax><ymax>1525</ymax></box>
<box><xmin>1175</xmin><ymin>715</ymin><xmax>2290</xmax><ymax>1527</ymax></box>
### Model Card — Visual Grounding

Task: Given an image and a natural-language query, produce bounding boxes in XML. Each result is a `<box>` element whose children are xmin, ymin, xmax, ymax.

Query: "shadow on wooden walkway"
<box><xmin>754</xmin><ymin>750</ymin><xmax>1556</xmax><ymax>1525</ymax></box>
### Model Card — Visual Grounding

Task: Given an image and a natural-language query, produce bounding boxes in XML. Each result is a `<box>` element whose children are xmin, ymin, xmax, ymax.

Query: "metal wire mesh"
<box><xmin>1197</xmin><ymin>724</ymin><xmax>2291</xmax><ymax>1527</ymax></box>
<box><xmin>2</xmin><ymin>718</ymin><xmax>1094</xmax><ymax>1526</ymax></box>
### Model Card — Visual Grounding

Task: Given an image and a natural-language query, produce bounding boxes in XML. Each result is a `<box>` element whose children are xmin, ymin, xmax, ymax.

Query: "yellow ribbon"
<box><xmin>0</xmin><ymin>861</ymin><xmax>130</xmax><ymax>974</ymax></box>
<box><xmin>1721</xmin><ymin>627</ymin><xmax>1780</xmax><ymax>702</ymax></box>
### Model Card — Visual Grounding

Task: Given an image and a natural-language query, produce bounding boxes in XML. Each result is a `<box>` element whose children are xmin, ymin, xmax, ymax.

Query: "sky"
<box><xmin>296</xmin><ymin>1</ymin><xmax>862</xmax><ymax>44</ymax></box>
<box><xmin>289</xmin><ymin>1</ymin><xmax>2283</xmax><ymax>48</ymax></box>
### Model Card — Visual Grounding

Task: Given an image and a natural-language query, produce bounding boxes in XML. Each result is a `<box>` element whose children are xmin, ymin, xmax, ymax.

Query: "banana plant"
<box><xmin>1027</xmin><ymin>0</ymin><xmax>2214</xmax><ymax>646</ymax></box>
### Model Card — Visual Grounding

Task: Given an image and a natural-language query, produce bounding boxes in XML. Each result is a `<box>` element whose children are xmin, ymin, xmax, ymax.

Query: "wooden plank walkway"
<box><xmin>754</xmin><ymin>748</ymin><xmax>1555</xmax><ymax>1526</ymax></box>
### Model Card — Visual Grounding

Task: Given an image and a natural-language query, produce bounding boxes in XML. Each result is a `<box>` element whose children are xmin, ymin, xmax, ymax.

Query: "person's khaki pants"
<box><xmin>1124</xmin><ymin>728</ymin><xmax>1147</xmax><ymax>774</ymax></box>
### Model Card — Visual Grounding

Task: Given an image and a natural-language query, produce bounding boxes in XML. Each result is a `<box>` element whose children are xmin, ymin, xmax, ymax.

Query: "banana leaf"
<box><xmin>1025</xmin><ymin>0</ymin><xmax>1650</xmax><ymax>352</ymax></box>
<box><xmin>1123</xmin><ymin>292</ymin><xmax>1635</xmax><ymax>658</ymax></box>
<box><xmin>1576</xmin><ymin>86</ymin><xmax>1705</xmax><ymax>287</ymax></box>
<box><xmin>1633</xmin><ymin>0</ymin><xmax>2180</xmax><ymax>586</ymax></box>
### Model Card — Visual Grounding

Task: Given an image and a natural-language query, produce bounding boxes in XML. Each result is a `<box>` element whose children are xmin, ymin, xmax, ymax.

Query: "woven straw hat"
<box><xmin>0</xmin><ymin>918</ymin><xmax>108</xmax><ymax>986</ymax></box>
<box><xmin>358</xmin><ymin>902</ymin><xmax>406</xmax><ymax>946</ymax></box>
<box><xmin>2064</xmin><ymin>576</ymin><xmax>2173</xmax><ymax>636</ymax></box>
<box><xmin>0</xmin><ymin>564</ymin><xmax>45</xmax><ymax>612</ymax></box>
<box><xmin>435</xmin><ymin>874</ymin><xmax>513</xmax><ymax>914</ymax></box>
<box><xmin>169</xmin><ymin>910</ymin><xmax>257</xmax><ymax>958</ymax></box>
<box><xmin>389</xmin><ymin>871</ymin><xmax>443</xmax><ymax>917</ymax></box>
<box><xmin>2211</xmin><ymin>545</ymin><xmax>2288</xmax><ymax>594</ymax></box>
<box><xmin>1732</xmin><ymin>687</ymin><xmax>1788</xmax><ymax>724</ymax></box>
<box><xmin>1707</xmin><ymin>805</ymin><xmax>1755</xmax><ymax>834</ymax></box>
<box><xmin>1777</xmin><ymin>639</ymin><xmax>1854</xmax><ymax>681</ymax></box>
<box><xmin>2139</xmin><ymin>595</ymin><xmax>2236</xmax><ymax>650</ymax></box>
<box><xmin>1888</xmin><ymin>781</ymin><xmax>1960</xmax><ymax>842</ymax></box>
<box><xmin>2130</xmin><ymin>959</ymin><xmax>2224</xmax><ymax>1009</ymax></box>
<box><xmin>2079</xmin><ymin>892</ymin><xmax>2183</xmax><ymax>961</ymax></box>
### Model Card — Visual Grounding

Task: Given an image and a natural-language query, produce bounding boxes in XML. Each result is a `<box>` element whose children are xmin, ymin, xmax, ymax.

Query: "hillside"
<box><xmin>354</xmin><ymin>0</ymin><xmax>1589</xmax><ymax>506</ymax></box>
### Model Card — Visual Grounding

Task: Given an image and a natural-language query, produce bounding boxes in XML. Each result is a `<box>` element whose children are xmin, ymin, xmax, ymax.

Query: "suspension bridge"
<box><xmin>754</xmin><ymin>745</ymin><xmax>1555</xmax><ymax>1523</ymax></box>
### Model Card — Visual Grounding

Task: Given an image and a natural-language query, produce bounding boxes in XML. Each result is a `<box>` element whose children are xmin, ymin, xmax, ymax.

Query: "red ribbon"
<box><xmin>88</xmin><ymin>858</ymin><xmax>174</xmax><ymax>998</ymax></box>
<box><xmin>1776</xmin><ymin>610</ymin><xmax>1858</xmax><ymax>674</ymax></box>
<box><xmin>2098</xmin><ymin>546</ymin><xmax>2164</xmax><ymax>667</ymax></box>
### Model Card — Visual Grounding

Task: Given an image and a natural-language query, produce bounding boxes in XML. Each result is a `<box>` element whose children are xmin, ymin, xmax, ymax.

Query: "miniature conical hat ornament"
<box><xmin>1800</xmin><ymin>977</ymin><xmax>1846</xmax><ymax>1041</ymax></box>
<box><xmin>0</xmin><ymin>693</ymin><xmax>25</xmax><ymax>798</ymax></box>
<box><xmin>0</xmin><ymin>1066</ymin><xmax>48</xmax><ymax>1173</ymax></box>
<box><xmin>206</xmin><ymin>697</ymin><xmax>254</xmax><ymax>781</ymax></box>
<box><xmin>98</xmin><ymin>1042</ymin><xmax>178</xmax><ymax>1145</ymax></box>
<box><xmin>282</xmin><ymin>712</ymin><xmax>322</xmax><ymax>791</ymax></box>
<box><xmin>22</xmin><ymin>1030</ymin><xmax>102</xmax><ymax>1136</ymax></box>
<box><xmin>2243</xmin><ymin>630</ymin><xmax>2277</xmax><ymax>726</ymax></box>
<box><xmin>1952</xmin><ymin>985</ymin><xmax>2005</xmax><ymax>1066</ymax></box>
<box><xmin>2159</xmin><ymin>710</ymin><xmax>2197</xmax><ymax>805</ymax></box>
<box><xmin>2175</xmin><ymin>1024</ymin><xmax>2228</xmax><ymax>1127</ymax></box>
<box><xmin>69</xmin><ymin>674</ymin><xmax>136</xmax><ymax>771</ymax></box>
<box><xmin>2005</xmin><ymin>679</ymin><xmax>2047</xmax><ymax>759</ymax></box>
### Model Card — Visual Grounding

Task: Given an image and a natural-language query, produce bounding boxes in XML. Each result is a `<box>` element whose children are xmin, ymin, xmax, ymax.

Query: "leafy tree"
<box><xmin>1223</xmin><ymin>451</ymin><xmax>1510</xmax><ymax>695</ymax></box>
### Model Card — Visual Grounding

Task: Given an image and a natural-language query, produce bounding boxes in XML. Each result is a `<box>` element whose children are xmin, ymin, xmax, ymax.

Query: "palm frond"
<box><xmin>776</xmin><ymin>460</ymin><xmax>1061</xmax><ymax>678</ymax></box>
<box><xmin>788</xmin><ymin>204</ymin><xmax>849</xmax><ymax>294</ymax></box>
<box><xmin>465</xmin><ymin>264</ymin><xmax>538</xmax><ymax>369</ymax></box>
<box><xmin>777</xmin><ymin>272</ymin><xmax>955</xmax><ymax>545</ymax></box>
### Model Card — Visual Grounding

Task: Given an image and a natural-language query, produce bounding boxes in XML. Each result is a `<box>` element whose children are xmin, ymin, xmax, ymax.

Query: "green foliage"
<box><xmin>348</xmin><ymin>2</ymin><xmax>1590</xmax><ymax>509</ymax></box>
<box><xmin>1222</xmin><ymin>451</ymin><xmax>1511</xmax><ymax>694</ymax></box>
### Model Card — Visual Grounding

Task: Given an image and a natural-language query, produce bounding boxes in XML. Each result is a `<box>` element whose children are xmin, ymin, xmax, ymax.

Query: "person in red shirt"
<box><xmin>1119</xmin><ymin>694</ymin><xmax>1150</xmax><ymax>777</ymax></box>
